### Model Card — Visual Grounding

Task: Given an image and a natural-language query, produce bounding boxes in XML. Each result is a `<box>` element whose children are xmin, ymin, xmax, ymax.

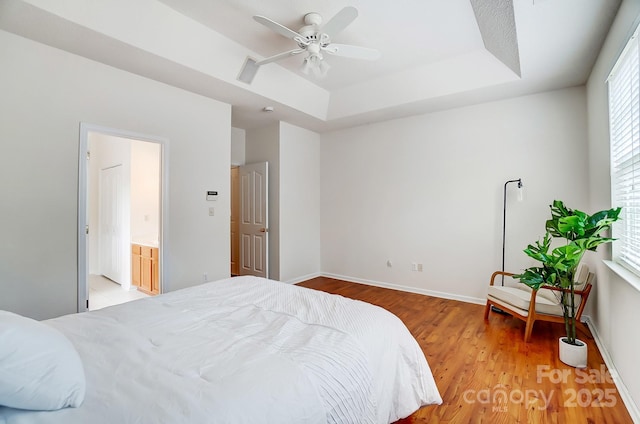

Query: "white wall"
<box><xmin>0</xmin><ymin>30</ymin><xmax>231</xmax><ymax>319</ymax></box>
<box><xmin>231</xmin><ymin>127</ymin><xmax>246</xmax><ymax>166</ymax></box>
<box><xmin>320</xmin><ymin>87</ymin><xmax>589</xmax><ymax>302</ymax></box>
<box><xmin>586</xmin><ymin>0</ymin><xmax>640</xmax><ymax>416</ymax></box>
<box><xmin>244</xmin><ymin>122</ymin><xmax>322</xmax><ymax>282</ymax></box>
<box><xmin>130</xmin><ymin>139</ymin><xmax>160</xmax><ymax>242</ymax></box>
<box><xmin>279</xmin><ymin>122</ymin><xmax>321</xmax><ymax>283</ymax></box>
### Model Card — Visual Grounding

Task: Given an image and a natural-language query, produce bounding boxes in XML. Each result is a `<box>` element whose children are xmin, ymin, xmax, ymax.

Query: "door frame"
<box><xmin>78</xmin><ymin>122</ymin><xmax>169</xmax><ymax>312</ymax></box>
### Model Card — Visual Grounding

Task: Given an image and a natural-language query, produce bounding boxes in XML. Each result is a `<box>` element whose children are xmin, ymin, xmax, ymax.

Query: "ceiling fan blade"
<box><xmin>323</xmin><ymin>43</ymin><xmax>381</xmax><ymax>61</ymax></box>
<box><xmin>254</xmin><ymin>15</ymin><xmax>303</xmax><ymax>40</ymax></box>
<box><xmin>255</xmin><ymin>49</ymin><xmax>305</xmax><ymax>66</ymax></box>
<box><xmin>320</xmin><ymin>6</ymin><xmax>358</xmax><ymax>38</ymax></box>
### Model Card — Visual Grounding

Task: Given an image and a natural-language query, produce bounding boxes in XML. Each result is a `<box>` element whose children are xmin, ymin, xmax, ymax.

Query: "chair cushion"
<box><xmin>487</xmin><ymin>286</ymin><xmax>564</xmax><ymax>316</ymax></box>
<box><xmin>519</xmin><ymin>285</ymin><xmax>559</xmax><ymax>303</ymax></box>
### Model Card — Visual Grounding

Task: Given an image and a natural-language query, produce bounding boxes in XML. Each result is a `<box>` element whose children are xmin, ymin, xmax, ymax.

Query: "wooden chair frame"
<box><xmin>484</xmin><ymin>271</ymin><xmax>592</xmax><ymax>343</ymax></box>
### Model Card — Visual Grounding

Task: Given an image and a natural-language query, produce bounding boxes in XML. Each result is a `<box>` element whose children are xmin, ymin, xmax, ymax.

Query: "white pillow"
<box><xmin>0</xmin><ymin>310</ymin><xmax>86</xmax><ymax>410</ymax></box>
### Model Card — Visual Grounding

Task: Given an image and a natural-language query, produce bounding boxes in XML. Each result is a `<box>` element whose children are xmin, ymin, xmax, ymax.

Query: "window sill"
<box><xmin>603</xmin><ymin>260</ymin><xmax>640</xmax><ymax>293</ymax></box>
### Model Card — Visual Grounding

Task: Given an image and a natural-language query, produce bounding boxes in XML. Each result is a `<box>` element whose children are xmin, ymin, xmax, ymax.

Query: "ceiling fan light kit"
<box><xmin>237</xmin><ymin>6</ymin><xmax>380</xmax><ymax>84</ymax></box>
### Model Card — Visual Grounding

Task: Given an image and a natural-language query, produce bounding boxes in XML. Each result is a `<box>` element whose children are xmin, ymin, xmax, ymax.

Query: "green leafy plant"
<box><xmin>514</xmin><ymin>200</ymin><xmax>621</xmax><ymax>345</ymax></box>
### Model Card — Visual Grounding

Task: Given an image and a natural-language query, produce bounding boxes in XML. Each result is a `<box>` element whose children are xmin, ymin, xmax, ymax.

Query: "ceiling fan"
<box><xmin>238</xmin><ymin>6</ymin><xmax>381</xmax><ymax>84</ymax></box>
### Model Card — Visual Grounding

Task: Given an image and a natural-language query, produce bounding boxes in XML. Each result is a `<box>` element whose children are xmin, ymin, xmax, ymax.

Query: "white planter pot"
<box><xmin>559</xmin><ymin>337</ymin><xmax>587</xmax><ymax>368</ymax></box>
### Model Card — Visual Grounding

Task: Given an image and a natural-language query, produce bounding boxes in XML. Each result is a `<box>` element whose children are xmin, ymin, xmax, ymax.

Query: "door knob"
<box><xmin>260</xmin><ymin>228</ymin><xmax>268</xmax><ymax>233</ymax></box>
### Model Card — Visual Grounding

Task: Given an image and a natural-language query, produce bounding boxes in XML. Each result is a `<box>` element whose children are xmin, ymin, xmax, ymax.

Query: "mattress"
<box><xmin>0</xmin><ymin>276</ymin><xmax>441</xmax><ymax>423</ymax></box>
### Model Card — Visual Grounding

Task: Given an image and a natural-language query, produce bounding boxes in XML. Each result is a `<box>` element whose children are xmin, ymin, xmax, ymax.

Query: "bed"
<box><xmin>0</xmin><ymin>276</ymin><xmax>441</xmax><ymax>423</ymax></box>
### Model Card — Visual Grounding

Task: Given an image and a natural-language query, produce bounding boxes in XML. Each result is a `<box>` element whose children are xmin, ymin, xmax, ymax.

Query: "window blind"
<box><xmin>609</xmin><ymin>28</ymin><xmax>640</xmax><ymax>276</ymax></box>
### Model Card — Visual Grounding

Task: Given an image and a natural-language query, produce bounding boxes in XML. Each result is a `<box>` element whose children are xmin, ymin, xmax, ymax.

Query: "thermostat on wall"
<box><xmin>206</xmin><ymin>191</ymin><xmax>218</xmax><ymax>201</ymax></box>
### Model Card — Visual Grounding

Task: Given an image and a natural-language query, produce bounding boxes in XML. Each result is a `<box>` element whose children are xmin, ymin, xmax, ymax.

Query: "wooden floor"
<box><xmin>297</xmin><ymin>277</ymin><xmax>634</xmax><ymax>424</ymax></box>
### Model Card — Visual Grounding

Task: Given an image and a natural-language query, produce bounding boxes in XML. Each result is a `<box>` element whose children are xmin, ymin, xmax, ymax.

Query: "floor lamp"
<box><xmin>492</xmin><ymin>178</ymin><xmax>523</xmax><ymax>314</ymax></box>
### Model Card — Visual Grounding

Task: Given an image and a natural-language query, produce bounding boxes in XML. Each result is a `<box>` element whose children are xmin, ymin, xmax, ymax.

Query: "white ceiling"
<box><xmin>158</xmin><ymin>0</ymin><xmax>486</xmax><ymax>90</ymax></box>
<box><xmin>0</xmin><ymin>0</ymin><xmax>622</xmax><ymax>132</ymax></box>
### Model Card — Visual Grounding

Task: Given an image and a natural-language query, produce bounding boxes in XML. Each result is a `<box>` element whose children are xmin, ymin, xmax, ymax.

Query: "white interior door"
<box><xmin>239</xmin><ymin>162</ymin><xmax>268</xmax><ymax>278</ymax></box>
<box><xmin>99</xmin><ymin>165</ymin><xmax>125</xmax><ymax>284</ymax></box>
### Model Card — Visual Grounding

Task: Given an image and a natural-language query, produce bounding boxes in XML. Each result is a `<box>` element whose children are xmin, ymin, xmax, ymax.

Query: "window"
<box><xmin>609</xmin><ymin>25</ymin><xmax>640</xmax><ymax>276</ymax></box>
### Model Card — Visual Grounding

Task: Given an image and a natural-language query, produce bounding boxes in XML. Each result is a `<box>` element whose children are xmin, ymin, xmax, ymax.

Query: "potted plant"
<box><xmin>513</xmin><ymin>200</ymin><xmax>621</xmax><ymax>367</ymax></box>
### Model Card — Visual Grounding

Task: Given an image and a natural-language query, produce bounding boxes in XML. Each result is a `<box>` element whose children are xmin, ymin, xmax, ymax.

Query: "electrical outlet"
<box><xmin>386</xmin><ymin>259</ymin><xmax>393</xmax><ymax>268</ymax></box>
<box><xmin>411</xmin><ymin>263</ymin><xmax>418</xmax><ymax>271</ymax></box>
<box><xmin>417</xmin><ymin>263</ymin><xmax>423</xmax><ymax>272</ymax></box>
<box><xmin>203</xmin><ymin>273</ymin><xmax>208</xmax><ymax>282</ymax></box>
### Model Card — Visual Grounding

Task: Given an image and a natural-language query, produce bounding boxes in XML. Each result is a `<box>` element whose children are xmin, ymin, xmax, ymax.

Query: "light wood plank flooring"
<box><xmin>297</xmin><ymin>277</ymin><xmax>634</xmax><ymax>424</ymax></box>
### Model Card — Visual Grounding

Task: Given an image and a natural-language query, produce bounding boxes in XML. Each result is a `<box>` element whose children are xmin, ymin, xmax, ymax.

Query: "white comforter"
<box><xmin>0</xmin><ymin>276</ymin><xmax>441</xmax><ymax>423</ymax></box>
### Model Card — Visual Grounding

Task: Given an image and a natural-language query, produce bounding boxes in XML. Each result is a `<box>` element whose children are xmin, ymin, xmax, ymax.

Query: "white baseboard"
<box><xmin>284</xmin><ymin>272</ymin><xmax>322</xmax><ymax>285</ymax></box>
<box><xmin>320</xmin><ymin>272</ymin><xmax>487</xmax><ymax>305</ymax></box>
<box><xmin>585</xmin><ymin>317</ymin><xmax>640</xmax><ymax>424</ymax></box>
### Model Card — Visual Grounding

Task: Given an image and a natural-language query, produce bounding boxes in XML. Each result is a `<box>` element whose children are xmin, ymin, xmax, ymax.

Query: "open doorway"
<box><xmin>78</xmin><ymin>124</ymin><xmax>167</xmax><ymax>312</ymax></box>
